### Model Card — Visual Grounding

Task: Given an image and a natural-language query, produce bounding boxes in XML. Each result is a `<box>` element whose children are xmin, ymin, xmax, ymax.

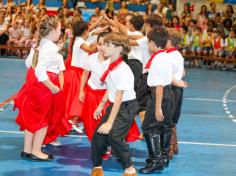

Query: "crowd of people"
<box><xmin>0</xmin><ymin>1</ymin><xmax>235</xmax><ymax>65</ymax></box>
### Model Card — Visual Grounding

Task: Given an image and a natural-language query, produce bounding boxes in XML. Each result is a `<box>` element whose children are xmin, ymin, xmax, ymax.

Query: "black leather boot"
<box><xmin>139</xmin><ymin>133</ymin><xmax>164</xmax><ymax>174</ymax></box>
<box><xmin>161</xmin><ymin>130</ymin><xmax>172</xmax><ymax>167</ymax></box>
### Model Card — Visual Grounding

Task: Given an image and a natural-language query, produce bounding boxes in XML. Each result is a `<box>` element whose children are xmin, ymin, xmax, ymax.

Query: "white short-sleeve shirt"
<box><xmin>83</xmin><ymin>52</ymin><xmax>110</xmax><ymax>90</ymax></box>
<box><xmin>147</xmin><ymin>51</ymin><xmax>172</xmax><ymax>87</ymax></box>
<box><xmin>106</xmin><ymin>62</ymin><xmax>136</xmax><ymax>103</ymax></box>
<box><xmin>167</xmin><ymin>50</ymin><xmax>184</xmax><ymax>81</ymax></box>
<box><xmin>71</xmin><ymin>37</ymin><xmax>90</xmax><ymax>69</ymax></box>
<box><xmin>34</xmin><ymin>38</ymin><xmax>65</xmax><ymax>82</ymax></box>
<box><xmin>136</xmin><ymin>36</ymin><xmax>152</xmax><ymax>69</ymax></box>
<box><xmin>127</xmin><ymin>30</ymin><xmax>143</xmax><ymax>62</ymax></box>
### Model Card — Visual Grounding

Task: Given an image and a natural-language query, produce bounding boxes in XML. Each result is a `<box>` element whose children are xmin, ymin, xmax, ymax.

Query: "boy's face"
<box><xmin>103</xmin><ymin>42</ymin><xmax>119</xmax><ymax>58</ymax></box>
<box><xmin>229</xmin><ymin>31</ymin><xmax>235</xmax><ymax>38</ymax></box>
<box><xmin>207</xmin><ymin>31</ymin><xmax>212</xmax><ymax>36</ymax></box>
<box><xmin>148</xmin><ymin>40</ymin><xmax>157</xmax><ymax>53</ymax></box>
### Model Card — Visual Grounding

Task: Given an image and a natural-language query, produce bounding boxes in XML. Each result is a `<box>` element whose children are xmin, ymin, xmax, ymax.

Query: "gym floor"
<box><xmin>0</xmin><ymin>58</ymin><xmax>236</xmax><ymax>176</ymax></box>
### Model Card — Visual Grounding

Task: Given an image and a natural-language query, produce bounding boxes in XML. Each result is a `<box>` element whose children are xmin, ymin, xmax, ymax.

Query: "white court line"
<box><xmin>184</xmin><ymin>98</ymin><xmax>236</xmax><ymax>103</ymax></box>
<box><xmin>0</xmin><ymin>130</ymin><xmax>236</xmax><ymax>147</ymax></box>
<box><xmin>183</xmin><ymin>114</ymin><xmax>226</xmax><ymax>118</ymax></box>
<box><xmin>179</xmin><ymin>141</ymin><xmax>236</xmax><ymax>147</ymax></box>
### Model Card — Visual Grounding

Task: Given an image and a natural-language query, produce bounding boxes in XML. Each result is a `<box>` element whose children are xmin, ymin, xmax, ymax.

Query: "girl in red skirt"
<box><xmin>79</xmin><ymin>32</ymin><xmax>110</xmax><ymax>141</ymax></box>
<box><xmin>15</xmin><ymin>16</ymin><xmax>70</xmax><ymax>161</ymax></box>
<box><xmin>63</xmin><ymin>20</ymin><xmax>97</xmax><ymax>132</ymax></box>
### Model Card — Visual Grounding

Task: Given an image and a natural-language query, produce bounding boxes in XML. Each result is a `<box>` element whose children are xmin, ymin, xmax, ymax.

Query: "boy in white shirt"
<box><xmin>140</xmin><ymin>27</ymin><xmax>172</xmax><ymax>174</ymax></box>
<box><xmin>91</xmin><ymin>32</ymin><xmax>139</xmax><ymax>176</ymax></box>
<box><xmin>166</xmin><ymin>28</ymin><xmax>188</xmax><ymax>160</ymax></box>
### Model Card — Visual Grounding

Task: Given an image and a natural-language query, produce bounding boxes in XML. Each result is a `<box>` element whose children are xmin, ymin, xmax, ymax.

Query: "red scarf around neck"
<box><xmin>100</xmin><ymin>56</ymin><xmax>123</xmax><ymax>82</ymax></box>
<box><xmin>145</xmin><ymin>49</ymin><xmax>165</xmax><ymax>69</ymax></box>
<box><xmin>166</xmin><ymin>47</ymin><xmax>177</xmax><ymax>53</ymax></box>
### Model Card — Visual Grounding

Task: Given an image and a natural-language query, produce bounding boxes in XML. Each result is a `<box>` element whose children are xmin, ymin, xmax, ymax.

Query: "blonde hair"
<box><xmin>32</xmin><ymin>16</ymin><xmax>59</xmax><ymax>68</ymax></box>
<box><xmin>104</xmin><ymin>32</ymin><xmax>131</xmax><ymax>55</ymax></box>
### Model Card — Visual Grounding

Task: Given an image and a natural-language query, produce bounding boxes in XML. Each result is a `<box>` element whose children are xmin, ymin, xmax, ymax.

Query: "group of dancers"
<box><xmin>13</xmin><ymin>13</ymin><xmax>187</xmax><ymax>176</ymax></box>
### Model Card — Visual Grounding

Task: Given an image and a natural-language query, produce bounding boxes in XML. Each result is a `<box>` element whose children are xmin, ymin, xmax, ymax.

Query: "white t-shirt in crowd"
<box><xmin>105</xmin><ymin>61</ymin><xmax>136</xmax><ymax>103</ymax></box>
<box><xmin>167</xmin><ymin>50</ymin><xmax>184</xmax><ymax>81</ymax></box>
<box><xmin>71</xmin><ymin>37</ymin><xmax>90</xmax><ymax>69</ymax></box>
<box><xmin>83</xmin><ymin>52</ymin><xmax>110</xmax><ymax>90</ymax></box>
<box><xmin>127</xmin><ymin>30</ymin><xmax>143</xmax><ymax>62</ymax></box>
<box><xmin>147</xmin><ymin>51</ymin><xmax>172</xmax><ymax>87</ymax></box>
<box><xmin>30</xmin><ymin>38</ymin><xmax>65</xmax><ymax>82</ymax></box>
<box><xmin>136</xmin><ymin>36</ymin><xmax>152</xmax><ymax>69</ymax></box>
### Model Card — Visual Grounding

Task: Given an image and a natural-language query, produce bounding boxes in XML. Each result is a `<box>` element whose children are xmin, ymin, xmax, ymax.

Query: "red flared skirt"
<box><xmin>81</xmin><ymin>85</ymin><xmax>108</xmax><ymax>141</ymax></box>
<box><xmin>63</xmin><ymin>65</ymin><xmax>84</xmax><ymax>120</ymax></box>
<box><xmin>15</xmin><ymin>68</ymin><xmax>71</xmax><ymax>144</ymax></box>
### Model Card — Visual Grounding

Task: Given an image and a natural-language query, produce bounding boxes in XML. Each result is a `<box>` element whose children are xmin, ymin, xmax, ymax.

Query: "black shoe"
<box><xmin>20</xmin><ymin>151</ymin><xmax>30</xmax><ymax>159</ymax></box>
<box><xmin>139</xmin><ymin>160</ymin><xmax>164</xmax><ymax>174</ymax></box>
<box><xmin>163</xmin><ymin>157</ymin><xmax>169</xmax><ymax>167</ymax></box>
<box><xmin>29</xmin><ymin>154</ymin><xmax>54</xmax><ymax>162</ymax></box>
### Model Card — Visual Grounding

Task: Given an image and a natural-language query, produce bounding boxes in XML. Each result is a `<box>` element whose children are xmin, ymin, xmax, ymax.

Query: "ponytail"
<box><xmin>32</xmin><ymin>37</ymin><xmax>41</xmax><ymax>68</ymax></box>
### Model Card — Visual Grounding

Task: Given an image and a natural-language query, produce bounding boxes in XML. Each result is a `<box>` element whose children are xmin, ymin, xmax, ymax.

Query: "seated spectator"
<box><xmin>144</xmin><ymin>2</ymin><xmax>154</xmax><ymax>19</ymax></box>
<box><xmin>191</xmin><ymin>27</ymin><xmax>202</xmax><ymax>56</ymax></box>
<box><xmin>202</xmin><ymin>28</ymin><xmax>213</xmax><ymax>56</ymax></box>
<box><xmin>212</xmin><ymin>29</ymin><xmax>225</xmax><ymax>58</ymax></box>
<box><xmin>180</xmin><ymin>26</ymin><xmax>192</xmax><ymax>55</ymax></box>
<box><xmin>225</xmin><ymin>29</ymin><xmax>236</xmax><ymax>59</ymax></box>
<box><xmin>7</xmin><ymin>21</ymin><xmax>21</xmax><ymax>46</ymax></box>
<box><xmin>181</xmin><ymin>3</ymin><xmax>192</xmax><ymax>23</ymax></box>
<box><xmin>19</xmin><ymin>18</ymin><xmax>32</xmax><ymax>47</ymax></box>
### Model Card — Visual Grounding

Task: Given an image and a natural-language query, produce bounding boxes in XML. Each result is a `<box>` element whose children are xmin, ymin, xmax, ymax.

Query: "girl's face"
<box><xmin>51</xmin><ymin>22</ymin><xmax>61</xmax><ymax>42</ymax></box>
<box><xmin>184</xmin><ymin>4</ymin><xmax>189</xmax><ymax>11</ymax></box>
<box><xmin>97</xmin><ymin>37</ymin><xmax>105</xmax><ymax>54</ymax></box>
<box><xmin>172</xmin><ymin>17</ymin><xmax>179</xmax><ymax>25</ymax></box>
<box><xmin>25</xmin><ymin>20</ymin><xmax>30</xmax><ymax>27</ymax></box>
<box><xmin>147</xmin><ymin>3</ymin><xmax>152</xmax><ymax>10</ymax></box>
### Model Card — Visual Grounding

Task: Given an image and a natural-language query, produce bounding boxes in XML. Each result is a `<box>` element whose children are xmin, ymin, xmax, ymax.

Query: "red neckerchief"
<box><xmin>166</xmin><ymin>48</ymin><xmax>177</xmax><ymax>53</ymax></box>
<box><xmin>100</xmin><ymin>56</ymin><xmax>123</xmax><ymax>82</ymax></box>
<box><xmin>145</xmin><ymin>49</ymin><xmax>165</xmax><ymax>69</ymax></box>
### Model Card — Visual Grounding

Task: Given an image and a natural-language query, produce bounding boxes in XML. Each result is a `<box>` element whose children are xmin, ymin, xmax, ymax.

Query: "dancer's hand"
<box><xmin>97</xmin><ymin>122</ymin><xmax>112</xmax><ymax>134</ymax></box>
<box><xmin>94</xmin><ymin>106</ymin><xmax>103</xmax><ymax>120</ymax></box>
<box><xmin>179</xmin><ymin>80</ymin><xmax>188</xmax><ymax>88</ymax></box>
<box><xmin>51</xmin><ymin>85</ymin><xmax>60</xmax><ymax>94</ymax></box>
<box><xmin>155</xmin><ymin>108</ymin><xmax>164</xmax><ymax>121</ymax></box>
<box><xmin>79</xmin><ymin>91</ymin><xmax>84</xmax><ymax>102</ymax></box>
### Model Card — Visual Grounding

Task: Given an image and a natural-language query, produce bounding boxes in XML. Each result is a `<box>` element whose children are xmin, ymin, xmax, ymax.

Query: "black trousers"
<box><xmin>142</xmin><ymin>85</ymin><xmax>173</xmax><ymax>135</ymax></box>
<box><xmin>128</xmin><ymin>59</ymin><xmax>148</xmax><ymax>112</ymax></box>
<box><xmin>91</xmin><ymin>99</ymin><xmax>139</xmax><ymax>169</ymax></box>
<box><xmin>171</xmin><ymin>86</ymin><xmax>183</xmax><ymax>125</ymax></box>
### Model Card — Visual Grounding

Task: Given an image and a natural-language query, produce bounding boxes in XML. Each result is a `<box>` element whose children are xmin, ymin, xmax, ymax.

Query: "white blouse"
<box><xmin>27</xmin><ymin>38</ymin><xmax>65</xmax><ymax>82</ymax></box>
<box><xmin>71</xmin><ymin>37</ymin><xmax>90</xmax><ymax>69</ymax></box>
<box><xmin>83</xmin><ymin>52</ymin><xmax>110</xmax><ymax>90</ymax></box>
